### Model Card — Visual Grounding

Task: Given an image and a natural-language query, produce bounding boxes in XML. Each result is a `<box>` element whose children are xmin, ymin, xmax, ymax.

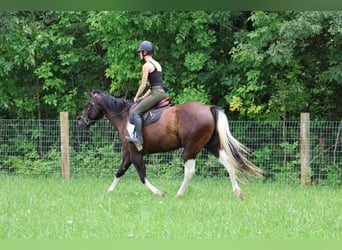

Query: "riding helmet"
<box><xmin>136</xmin><ymin>40</ymin><xmax>154</xmax><ymax>54</ymax></box>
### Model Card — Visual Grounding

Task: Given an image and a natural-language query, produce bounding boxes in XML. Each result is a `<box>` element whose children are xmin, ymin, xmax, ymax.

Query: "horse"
<box><xmin>78</xmin><ymin>90</ymin><xmax>263</xmax><ymax>200</ymax></box>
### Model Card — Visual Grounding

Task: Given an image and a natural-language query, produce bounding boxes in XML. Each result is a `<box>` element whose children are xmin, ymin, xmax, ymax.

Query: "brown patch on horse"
<box><xmin>142</xmin><ymin>107</ymin><xmax>181</xmax><ymax>153</ymax></box>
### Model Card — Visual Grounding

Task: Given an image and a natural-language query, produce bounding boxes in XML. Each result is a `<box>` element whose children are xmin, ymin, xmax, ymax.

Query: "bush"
<box><xmin>4</xmin><ymin>149</ymin><xmax>60</xmax><ymax>177</ymax></box>
<box><xmin>321</xmin><ymin>164</ymin><xmax>341</xmax><ymax>187</ymax></box>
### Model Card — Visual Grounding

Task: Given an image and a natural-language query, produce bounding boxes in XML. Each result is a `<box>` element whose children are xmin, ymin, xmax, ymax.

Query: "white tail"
<box><xmin>215</xmin><ymin>108</ymin><xmax>262</xmax><ymax>178</ymax></box>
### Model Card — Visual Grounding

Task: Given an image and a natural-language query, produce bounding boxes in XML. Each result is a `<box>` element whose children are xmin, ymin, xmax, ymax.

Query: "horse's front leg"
<box><xmin>108</xmin><ymin>150</ymin><xmax>132</xmax><ymax>193</ymax></box>
<box><xmin>132</xmin><ymin>153</ymin><xmax>168</xmax><ymax>196</ymax></box>
<box><xmin>144</xmin><ymin>178</ymin><xmax>168</xmax><ymax>196</ymax></box>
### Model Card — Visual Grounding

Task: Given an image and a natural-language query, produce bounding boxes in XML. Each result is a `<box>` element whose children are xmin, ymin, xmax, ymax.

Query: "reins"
<box><xmin>92</xmin><ymin>92</ymin><xmax>131</xmax><ymax>120</ymax></box>
<box><xmin>108</xmin><ymin>106</ymin><xmax>130</xmax><ymax>119</ymax></box>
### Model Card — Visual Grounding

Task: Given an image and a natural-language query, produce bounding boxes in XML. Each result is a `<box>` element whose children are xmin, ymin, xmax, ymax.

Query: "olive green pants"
<box><xmin>132</xmin><ymin>88</ymin><xmax>168</xmax><ymax>115</ymax></box>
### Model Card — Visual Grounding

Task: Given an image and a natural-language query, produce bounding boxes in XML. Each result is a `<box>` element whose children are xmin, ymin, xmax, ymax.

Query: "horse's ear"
<box><xmin>87</xmin><ymin>90</ymin><xmax>100</xmax><ymax>97</ymax></box>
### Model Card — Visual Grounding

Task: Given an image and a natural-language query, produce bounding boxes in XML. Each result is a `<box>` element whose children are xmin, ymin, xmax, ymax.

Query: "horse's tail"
<box><xmin>212</xmin><ymin>107</ymin><xmax>263</xmax><ymax>179</ymax></box>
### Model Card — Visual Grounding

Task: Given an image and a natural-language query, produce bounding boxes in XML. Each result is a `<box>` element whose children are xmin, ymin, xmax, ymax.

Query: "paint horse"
<box><xmin>78</xmin><ymin>90</ymin><xmax>262</xmax><ymax>199</ymax></box>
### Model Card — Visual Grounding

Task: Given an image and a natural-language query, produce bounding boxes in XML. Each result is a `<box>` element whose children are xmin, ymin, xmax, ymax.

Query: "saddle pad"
<box><xmin>143</xmin><ymin>106</ymin><xmax>169</xmax><ymax>126</ymax></box>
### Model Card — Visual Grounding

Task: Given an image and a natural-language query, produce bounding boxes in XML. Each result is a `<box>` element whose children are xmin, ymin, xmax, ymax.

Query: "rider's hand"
<box><xmin>134</xmin><ymin>97</ymin><xmax>143</xmax><ymax>103</ymax></box>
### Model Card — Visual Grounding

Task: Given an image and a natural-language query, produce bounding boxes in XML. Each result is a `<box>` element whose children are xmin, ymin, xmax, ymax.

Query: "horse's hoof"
<box><xmin>234</xmin><ymin>189</ymin><xmax>246</xmax><ymax>200</ymax></box>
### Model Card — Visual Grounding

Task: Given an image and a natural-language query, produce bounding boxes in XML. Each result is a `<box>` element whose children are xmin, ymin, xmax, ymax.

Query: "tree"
<box><xmin>0</xmin><ymin>11</ymin><xmax>341</xmax><ymax>121</ymax></box>
<box><xmin>228</xmin><ymin>11</ymin><xmax>342</xmax><ymax>121</ymax></box>
<box><xmin>86</xmin><ymin>11</ymin><xmax>241</xmax><ymax>105</ymax></box>
<box><xmin>0</xmin><ymin>11</ymin><xmax>105</xmax><ymax>119</ymax></box>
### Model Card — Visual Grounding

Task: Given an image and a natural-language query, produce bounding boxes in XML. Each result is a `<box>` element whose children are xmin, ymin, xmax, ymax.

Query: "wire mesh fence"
<box><xmin>0</xmin><ymin>118</ymin><xmax>341</xmax><ymax>185</ymax></box>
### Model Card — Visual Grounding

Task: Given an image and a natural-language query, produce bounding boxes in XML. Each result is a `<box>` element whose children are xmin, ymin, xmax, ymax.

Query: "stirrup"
<box><xmin>126</xmin><ymin>136</ymin><xmax>143</xmax><ymax>151</ymax></box>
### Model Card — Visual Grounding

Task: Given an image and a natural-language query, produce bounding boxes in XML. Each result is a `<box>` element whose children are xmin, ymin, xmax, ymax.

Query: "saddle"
<box><xmin>129</xmin><ymin>97</ymin><xmax>172</xmax><ymax>126</ymax></box>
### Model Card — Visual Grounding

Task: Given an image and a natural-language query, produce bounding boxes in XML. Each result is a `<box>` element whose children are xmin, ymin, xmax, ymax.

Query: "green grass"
<box><xmin>0</xmin><ymin>176</ymin><xmax>341</xmax><ymax>239</ymax></box>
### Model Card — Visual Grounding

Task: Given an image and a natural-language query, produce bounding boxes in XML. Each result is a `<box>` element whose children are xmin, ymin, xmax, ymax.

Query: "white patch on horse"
<box><xmin>126</xmin><ymin>118</ymin><xmax>135</xmax><ymax>136</ymax></box>
<box><xmin>144</xmin><ymin>178</ymin><xmax>165</xmax><ymax>196</ymax></box>
<box><xmin>218</xmin><ymin>149</ymin><xmax>240</xmax><ymax>193</ymax></box>
<box><xmin>176</xmin><ymin>159</ymin><xmax>196</xmax><ymax>197</ymax></box>
<box><xmin>107</xmin><ymin>177</ymin><xmax>120</xmax><ymax>193</ymax></box>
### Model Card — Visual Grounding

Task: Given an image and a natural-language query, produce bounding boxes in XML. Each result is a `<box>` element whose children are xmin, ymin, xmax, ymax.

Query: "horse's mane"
<box><xmin>94</xmin><ymin>90</ymin><xmax>133</xmax><ymax>114</ymax></box>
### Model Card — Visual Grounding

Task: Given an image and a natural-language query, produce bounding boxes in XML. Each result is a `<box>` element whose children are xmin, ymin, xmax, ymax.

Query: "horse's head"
<box><xmin>78</xmin><ymin>90</ymin><xmax>105</xmax><ymax>130</ymax></box>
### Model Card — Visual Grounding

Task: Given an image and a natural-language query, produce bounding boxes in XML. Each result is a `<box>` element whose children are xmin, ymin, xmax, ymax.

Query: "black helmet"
<box><xmin>136</xmin><ymin>40</ymin><xmax>154</xmax><ymax>54</ymax></box>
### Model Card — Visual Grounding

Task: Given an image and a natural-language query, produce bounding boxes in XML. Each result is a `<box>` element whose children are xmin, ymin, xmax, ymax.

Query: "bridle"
<box><xmin>79</xmin><ymin>95</ymin><xmax>98</xmax><ymax>126</ymax></box>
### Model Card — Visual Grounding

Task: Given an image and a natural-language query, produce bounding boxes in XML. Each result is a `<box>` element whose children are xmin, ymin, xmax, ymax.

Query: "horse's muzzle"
<box><xmin>77</xmin><ymin>116</ymin><xmax>93</xmax><ymax>130</ymax></box>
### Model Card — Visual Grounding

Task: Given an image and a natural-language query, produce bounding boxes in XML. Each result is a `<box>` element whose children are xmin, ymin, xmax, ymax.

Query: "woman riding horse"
<box><xmin>126</xmin><ymin>40</ymin><xmax>168</xmax><ymax>150</ymax></box>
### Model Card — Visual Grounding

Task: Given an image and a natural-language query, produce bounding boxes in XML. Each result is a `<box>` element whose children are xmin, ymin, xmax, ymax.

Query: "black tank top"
<box><xmin>147</xmin><ymin>61</ymin><xmax>163</xmax><ymax>87</ymax></box>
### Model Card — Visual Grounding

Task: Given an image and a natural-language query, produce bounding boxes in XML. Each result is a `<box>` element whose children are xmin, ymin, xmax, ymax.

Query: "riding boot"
<box><xmin>126</xmin><ymin>113</ymin><xmax>144</xmax><ymax>151</ymax></box>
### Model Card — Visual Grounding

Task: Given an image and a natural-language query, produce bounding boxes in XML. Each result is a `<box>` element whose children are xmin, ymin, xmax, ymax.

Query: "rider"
<box><xmin>126</xmin><ymin>40</ymin><xmax>168</xmax><ymax>150</ymax></box>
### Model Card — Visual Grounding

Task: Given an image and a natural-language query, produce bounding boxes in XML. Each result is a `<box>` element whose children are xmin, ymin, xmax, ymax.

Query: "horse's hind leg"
<box><xmin>218</xmin><ymin>149</ymin><xmax>245</xmax><ymax>200</ymax></box>
<box><xmin>176</xmin><ymin>159</ymin><xmax>196</xmax><ymax>197</ymax></box>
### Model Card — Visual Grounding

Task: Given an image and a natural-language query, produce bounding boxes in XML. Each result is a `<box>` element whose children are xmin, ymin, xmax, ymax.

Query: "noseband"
<box><xmin>79</xmin><ymin>115</ymin><xmax>96</xmax><ymax>126</ymax></box>
<box><xmin>79</xmin><ymin>96</ymin><xmax>97</xmax><ymax>126</ymax></box>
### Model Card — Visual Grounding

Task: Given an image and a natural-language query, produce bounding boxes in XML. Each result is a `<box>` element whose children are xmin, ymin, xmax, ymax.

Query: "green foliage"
<box><xmin>171</xmin><ymin>85</ymin><xmax>210</xmax><ymax>104</ymax></box>
<box><xmin>4</xmin><ymin>149</ymin><xmax>60</xmax><ymax>177</ymax></box>
<box><xmin>229</xmin><ymin>11</ymin><xmax>342</xmax><ymax>120</ymax></box>
<box><xmin>0</xmin><ymin>11</ymin><xmax>104</xmax><ymax>118</ymax></box>
<box><xmin>321</xmin><ymin>164</ymin><xmax>341</xmax><ymax>187</ymax></box>
<box><xmin>252</xmin><ymin>141</ymin><xmax>301</xmax><ymax>185</ymax></box>
<box><xmin>3</xmin><ymin>144</ymin><xmax>122</xmax><ymax>178</ymax></box>
<box><xmin>70</xmin><ymin>144</ymin><xmax>123</xmax><ymax>177</ymax></box>
<box><xmin>146</xmin><ymin>151</ymin><xmax>183</xmax><ymax>179</ymax></box>
<box><xmin>0</xmin><ymin>11</ymin><xmax>341</xmax><ymax>121</ymax></box>
<box><xmin>252</xmin><ymin>146</ymin><xmax>272</xmax><ymax>169</ymax></box>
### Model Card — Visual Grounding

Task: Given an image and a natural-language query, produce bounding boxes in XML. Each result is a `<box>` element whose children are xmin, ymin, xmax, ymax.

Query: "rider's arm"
<box><xmin>134</xmin><ymin>63</ymin><xmax>151</xmax><ymax>102</ymax></box>
<box><xmin>142</xmin><ymin>89</ymin><xmax>151</xmax><ymax>99</ymax></box>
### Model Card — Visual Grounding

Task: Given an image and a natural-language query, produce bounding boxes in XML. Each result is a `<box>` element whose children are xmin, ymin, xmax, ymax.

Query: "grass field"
<box><xmin>0</xmin><ymin>175</ymin><xmax>341</xmax><ymax>239</ymax></box>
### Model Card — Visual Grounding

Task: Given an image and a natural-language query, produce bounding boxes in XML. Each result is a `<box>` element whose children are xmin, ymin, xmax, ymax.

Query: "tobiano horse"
<box><xmin>78</xmin><ymin>90</ymin><xmax>263</xmax><ymax>200</ymax></box>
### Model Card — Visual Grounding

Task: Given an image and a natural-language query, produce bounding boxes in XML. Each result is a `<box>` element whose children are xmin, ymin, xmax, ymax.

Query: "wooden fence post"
<box><xmin>300</xmin><ymin>113</ymin><xmax>310</xmax><ymax>185</ymax></box>
<box><xmin>60</xmin><ymin>112</ymin><xmax>70</xmax><ymax>181</ymax></box>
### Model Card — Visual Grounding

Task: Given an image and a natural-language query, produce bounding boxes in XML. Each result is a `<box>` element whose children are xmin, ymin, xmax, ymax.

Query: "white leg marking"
<box><xmin>218</xmin><ymin>150</ymin><xmax>240</xmax><ymax>193</ymax></box>
<box><xmin>107</xmin><ymin>177</ymin><xmax>120</xmax><ymax>193</ymax></box>
<box><xmin>144</xmin><ymin>178</ymin><xmax>166</xmax><ymax>196</ymax></box>
<box><xmin>176</xmin><ymin>159</ymin><xmax>196</xmax><ymax>197</ymax></box>
<box><xmin>126</xmin><ymin>118</ymin><xmax>135</xmax><ymax>135</ymax></box>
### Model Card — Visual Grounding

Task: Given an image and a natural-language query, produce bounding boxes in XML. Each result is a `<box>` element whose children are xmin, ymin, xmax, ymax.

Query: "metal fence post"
<box><xmin>300</xmin><ymin>113</ymin><xmax>310</xmax><ymax>185</ymax></box>
<box><xmin>60</xmin><ymin>112</ymin><xmax>70</xmax><ymax>181</ymax></box>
